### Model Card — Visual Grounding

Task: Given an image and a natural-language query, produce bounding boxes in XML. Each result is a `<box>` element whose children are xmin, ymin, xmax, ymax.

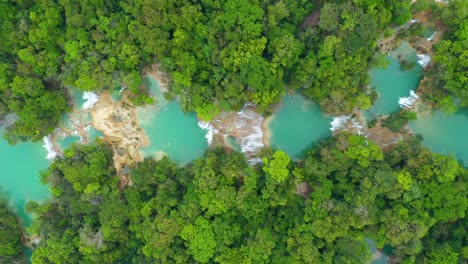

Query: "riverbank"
<box><xmin>262</xmin><ymin>115</ymin><xmax>273</xmax><ymax>148</ymax></box>
<box><xmin>145</xmin><ymin>64</ymin><xmax>170</xmax><ymax>93</ymax></box>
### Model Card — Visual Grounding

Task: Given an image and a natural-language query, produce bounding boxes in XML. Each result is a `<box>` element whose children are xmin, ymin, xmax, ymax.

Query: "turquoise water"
<box><xmin>370</xmin><ymin>43</ymin><xmax>423</xmax><ymax>115</ymax></box>
<box><xmin>56</xmin><ymin>135</ymin><xmax>81</xmax><ymax>150</ymax></box>
<box><xmin>269</xmin><ymin>92</ymin><xmax>332</xmax><ymax>159</ymax></box>
<box><xmin>55</xmin><ymin>128</ymin><xmax>103</xmax><ymax>151</ymax></box>
<box><xmin>138</xmin><ymin>77</ymin><xmax>208</xmax><ymax>164</ymax></box>
<box><xmin>366</xmin><ymin>239</ymin><xmax>388</xmax><ymax>264</ymax></box>
<box><xmin>0</xmin><ymin>138</ymin><xmax>49</xmax><ymax>226</ymax></box>
<box><xmin>409</xmin><ymin>110</ymin><xmax>468</xmax><ymax>165</ymax></box>
<box><xmin>110</xmin><ymin>87</ymin><xmax>124</xmax><ymax>102</ymax></box>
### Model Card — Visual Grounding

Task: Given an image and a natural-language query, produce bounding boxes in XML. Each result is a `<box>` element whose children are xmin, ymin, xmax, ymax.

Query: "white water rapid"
<box><xmin>82</xmin><ymin>92</ymin><xmax>99</xmax><ymax>109</ymax></box>
<box><xmin>330</xmin><ymin>115</ymin><xmax>365</xmax><ymax>135</ymax></box>
<box><xmin>417</xmin><ymin>54</ymin><xmax>431</xmax><ymax>67</ymax></box>
<box><xmin>197</xmin><ymin>120</ymin><xmax>218</xmax><ymax>146</ymax></box>
<box><xmin>399</xmin><ymin>90</ymin><xmax>419</xmax><ymax>109</ymax></box>
<box><xmin>43</xmin><ymin>135</ymin><xmax>59</xmax><ymax>160</ymax></box>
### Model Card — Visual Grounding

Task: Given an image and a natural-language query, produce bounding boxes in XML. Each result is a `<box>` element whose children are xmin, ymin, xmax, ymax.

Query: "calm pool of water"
<box><xmin>137</xmin><ymin>77</ymin><xmax>208</xmax><ymax>164</ymax></box>
<box><xmin>268</xmin><ymin>91</ymin><xmax>332</xmax><ymax>159</ymax></box>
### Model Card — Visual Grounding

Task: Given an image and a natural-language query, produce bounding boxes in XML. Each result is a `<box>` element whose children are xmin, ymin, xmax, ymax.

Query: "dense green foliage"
<box><xmin>0</xmin><ymin>0</ymin><xmax>415</xmax><ymax>139</ymax></box>
<box><xmin>416</xmin><ymin>0</ymin><xmax>468</xmax><ymax>112</ymax></box>
<box><xmin>0</xmin><ymin>1</ymin><xmax>465</xmax><ymax>262</ymax></box>
<box><xmin>297</xmin><ymin>0</ymin><xmax>411</xmax><ymax>114</ymax></box>
<box><xmin>0</xmin><ymin>0</ymin><xmax>154</xmax><ymax>142</ymax></box>
<box><xmin>27</xmin><ymin>135</ymin><xmax>467</xmax><ymax>263</ymax></box>
<box><xmin>0</xmin><ymin>197</ymin><xmax>25</xmax><ymax>263</ymax></box>
<box><xmin>382</xmin><ymin>110</ymin><xmax>417</xmax><ymax>132</ymax></box>
<box><xmin>432</xmin><ymin>1</ymin><xmax>468</xmax><ymax>108</ymax></box>
<box><xmin>136</xmin><ymin>0</ymin><xmax>412</xmax><ymax>115</ymax></box>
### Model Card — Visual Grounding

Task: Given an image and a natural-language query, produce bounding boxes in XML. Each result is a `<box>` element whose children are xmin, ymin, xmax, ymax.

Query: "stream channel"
<box><xmin>1</xmin><ymin>42</ymin><xmax>466</xmax><ymax>263</ymax></box>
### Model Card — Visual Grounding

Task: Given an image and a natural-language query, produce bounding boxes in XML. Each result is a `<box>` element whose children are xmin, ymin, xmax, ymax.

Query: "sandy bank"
<box><xmin>145</xmin><ymin>64</ymin><xmax>170</xmax><ymax>92</ymax></box>
<box><xmin>262</xmin><ymin>115</ymin><xmax>273</xmax><ymax>148</ymax></box>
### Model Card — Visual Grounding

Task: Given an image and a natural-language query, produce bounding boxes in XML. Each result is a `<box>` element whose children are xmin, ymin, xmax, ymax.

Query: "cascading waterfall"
<box><xmin>399</xmin><ymin>90</ymin><xmax>419</xmax><ymax>109</ymax></box>
<box><xmin>330</xmin><ymin>116</ymin><xmax>351</xmax><ymax>132</ymax></box>
<box><xmin>197</xmin><ymin>120</ymin><xmax>218</xmax><ymax>145</ymax></box>
<box><xmin>417</xmin><ymin>54</ymin><xmax>431</xmax><ymax>67</ymax></box>
<box><xmin>330</xmin><ymin>115</ymin><xmax>365</xmax><ymax>135</ymax></box>
<box><xmin>427</xmin><ymin>31</ymin><xmax>437</xmax><ymax>42</ymax></box>
<box><xmin>198</xmin><ymin>104</ymin><xmax>265</xmax><ymax>164</ymax></box>
<box><xmin>82</xmin><ymin>92</ymin><xmax>99</xmax><ymax>109</ymax></box>
<box><xmin>43</xmin><ymin>135</ymin><xmax>59</xmax><ymax>160</ymax></box>
<box><xmin>236</xmin><ymin>107</ymin><xmax>264</xmax><ymax>155</ymax></box>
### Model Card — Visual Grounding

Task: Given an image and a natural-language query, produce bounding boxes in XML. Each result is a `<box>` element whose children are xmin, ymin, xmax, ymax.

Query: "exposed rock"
<box><xmin>201</xmin><ymin>104</ymin><xmax>267</xmax><ymax>164</ymax></box>
<box><xmin>90</xmin><ymin>92</ymin><xmax>149</xmax><ymax>180</ymax></box>
<box><xmin>296</xmin><ymin>181</ymin><xmax>312</xmax><ymax>198</ymax></box>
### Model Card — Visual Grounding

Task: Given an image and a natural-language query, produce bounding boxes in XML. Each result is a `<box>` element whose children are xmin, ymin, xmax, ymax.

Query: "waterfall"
<box><xmin>417</xmin><ymin>54</ymin><xmax>431</xmax><ymax>67</ymax></box>
<box><xmin>330</xmin><ymin>116</ymin><xmax>352</xmax><ymax>131</ymax></box>
<box><xmin>427</xmin><ymin>31</ymin><xmax>437</xmax><ymax>42</ymax></box>
<box><xmin>199</xmin><ymin>104</ymin><xmax>265</xmax><ymax>164</ymax></box>
<box><xmin>234</xmin><ymin>107</ymin><xmax>265</xmax><ymax>162</ymax></box>
<box><xmin>330</xmin><ymin>115</ymin><xmax>365</xmax><ymax>135</ymax></box>
<box><xmin>197</xmin><ymin>120</ymin><xmax>218</xmax><ymax>145</ymax></box>
<box><xmin>399</xmin><ymin>90</ymin><xmax>419</xmax><ymax>109</ymax></box>
<box><xmin>82</xmin><ymin>92</ymin><xmax>99</xmax><ymax>109</ymax></box>
<box><xmin>237</xmin><ymin>126</ymin><xmax>264</xmax><ymax>154</ymax></box>
<box><xmin>43</xmin><ymin>135</ymin><xmax>58</xmax><ymax>160</ymax></box>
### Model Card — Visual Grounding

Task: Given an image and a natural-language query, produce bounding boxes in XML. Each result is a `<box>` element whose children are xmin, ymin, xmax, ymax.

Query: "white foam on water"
<box><xmin>200</xmin><ymin>104</ymin><xmax>265</xmax><ymax>164</ymax></box>
<box><xmin>399</xmin><ymin>90</ymin><xmax>419</xmax><ymax>109</ymax></box>
<box><xmin>197</xmin><ymin>120</ymin><xmax>218</xmax><ymax>145</ymax></box>
<box><xmin>238</xmin><ymin>126</ymin><xmax>264</xmax><ymax>154</ymax></box>
<box><xmin>330</xmin><ymin>115</ymin><xmax>365</xmax><ymax>135</ymax></box>
<box><xmin>43</xmin><ymin>135</ymin><xmax>58</xmax><ymax>160</ymax></box>
<box><xmin>417</xmin><ymin>54</ymin><xmax>431</xmax><ymax>67</ymax></box>
<box><xmin>350</xmin><ymin>118</ymin><xmax>365</xmax><ymax>135</ymax></box>
<box><xmin>410</xmin><ymin>19</ymin><xmax>420</xmax><ymax>24</ymax></box>
<box><xmin>82</xmin><ymin>92</ymin><xmax>99</xmax><ymax>109</ymax></box>
<box><xmin>427</xmin><ymin>31</ymin><xmax>437</xmax><ymax>42</ymax></box>
<box><xmin>330</xmin><ymin>116</ymin><xmax>351</xmax><ymax>131</ymax></box>
<box><xmin>249</xmin><ymin>157</ymin><xmax>263</xmax><ymax>164</ymax></box>
<box><xmin>235</xmin><ymin>107</ymin><xmax>265</xmax><ymax>162</ymax></box>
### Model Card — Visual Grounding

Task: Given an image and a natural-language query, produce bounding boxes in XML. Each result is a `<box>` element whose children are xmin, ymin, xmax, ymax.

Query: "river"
<box><xmin>0</xmin><ymin>138</ymin><xmax>49</xmax><ymax>226</ymax></box>
<box><xmin>268</xmin><ymin>91</ymin><xmax>332</xmax><ymax>159</ymax></box>
<box><xmin>409</xmin><ymin>110</ymin><xmax>468</xmax><ymax>165</ymax></box>
<box><xmin>370</xmin><ymin>42</ymin><xmax>423</xmax><ymax>115</ymax></box>
<box><xmin>0</xmin><ymin>41</ymin><xmax>466</xmax><ymax>264</ymax></box>
<box><xmin>137</xmin><ymin>77</ymin><xmax>208</xmax><ymax>164</ymax></box>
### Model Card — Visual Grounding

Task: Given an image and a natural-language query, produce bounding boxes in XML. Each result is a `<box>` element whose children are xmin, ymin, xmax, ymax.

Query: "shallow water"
<box><xmin>138</xmin><ymin>77</ymin><xmax>208</xmax><ymax>164</ymax></box>
<box><xmin>0</xmin><ymin>138</ymin><xmax>49</xmax><ymax>226</ymax></box>
<box><xmin>366</xmin><ymin>239</ymin><xmax>388</xmax><ymax>264</ymax></box>
<box><xmin>370</xmin><ymin>55</ymin><xmax>423</xmax><ymax>115</ymax></box>
<box><xmin>55</xmin><ymin>126</ymin><xmax>103</xmax><ymax>151</ymax></box>
<box><xmin>268</xmin><ymin>92</ymin><xmax>332</xmax><ymax>159</ymax></box>
<box><xmin>409</xmin><ymin>110</ymin><xmax>468</xmax><ymax>165</ymax></box>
